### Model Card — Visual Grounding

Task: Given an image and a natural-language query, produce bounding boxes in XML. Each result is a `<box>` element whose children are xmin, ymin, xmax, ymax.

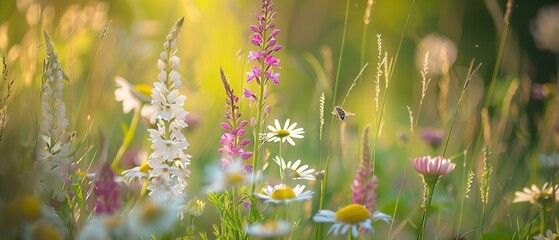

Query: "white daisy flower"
<box><xmin>114</xmin><ymin>76</ymin><xmax>155</xmax><ymax>120</ymax></box>
<box><xmin>256</xmin><ymin>184</ymin><xmax>313</xmax><ymax>204</ymax></box>
<box><xmin>122</xmin><ymin>162</ymin><xmax>150</xmax><ymax>183</ymax></box>
<box><xmin>262</xmin><ymin>119</ymin><xmax>304</xmax><ymax>146</ymax></box>
<box><xmin>273</xmin><ymin>156</ymin><xmax>316</xmax><ymax>180</ymax></box>
<box><xmin>126</xmin><ymin>198</ymin><xmax>181</xmax><ymax>238</ymax></box>
<box><xmin>206</xmin><ymin>160</ymin><xmax>251</xmax><ymax>193</ymax></box>
<box><xmin>79</xmin><ymin>215</ymin><xmax>125</xmax><ymax>240</ymax></box>
<box><xmin>513</xmin><ymin>182</ymin><xmax>559</xmax><ymax>205</ymax></box>
<box><xmin>313</xmin><ymin>204</ymin><xmax>391</xmax><ymax>238</ymax></box>
<box><xmin>246</xmin><ymin>220</ymin><xmax>291</xmax><ymax>238</ymax></box>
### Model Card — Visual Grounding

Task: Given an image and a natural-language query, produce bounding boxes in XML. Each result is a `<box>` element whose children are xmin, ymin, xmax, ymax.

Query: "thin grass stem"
<box><xmin>316</xmin><ymin>0</ymin><xmax>350</xmax><ymax>238</ymax></box>
<box><xmin>112</xmin><ymin>104</ymin><xmax>142</xmax><ymax>172</ymax></box>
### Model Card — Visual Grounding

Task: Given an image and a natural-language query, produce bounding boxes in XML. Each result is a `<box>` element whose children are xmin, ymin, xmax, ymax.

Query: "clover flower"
<box><xmin>35</xmin><ymin>32</ymin><xmax>73</xmax><ymax>201</ymax></box>
<box><xmin>246</xmin><ymin>0</ymin><xmax>282</xmax><ymax>85</ymax></box>
<box><xmin>256</xmin><ymin>184</ymin><xmax>313</xmax><ymax>204</ymax></box>
<box><xmin>262</xmin><ymin>119</ymin><xmax>305</xmax><ymax>146</ymax></box>
<box><xmin>313</xmin><ymin>204</ymin><xmax>391</xmax><ymax>238</ymax></box>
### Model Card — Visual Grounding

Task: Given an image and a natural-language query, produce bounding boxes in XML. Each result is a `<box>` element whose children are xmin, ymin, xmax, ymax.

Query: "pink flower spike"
<box><xmin>268</xmin><ymin>22</ymin><xmax>276</xmax><ymax>29</ymax></box>
<box><xmin>239</xmin><ymin>120</ymin><xmax>248</xmax><ymax>128</ymax></box>
<box><xmin>266</xmin><ymin>70</ymin><xmax>280</xmax><ymax>84</ymax></box>
<box><xmin>250</xmin><ymin>33</ymin><xmax>263</xmax><ymax>46</ymax></box>
<box><xmin>271</xmin><ymin>29</ymin><xmax>280</xmax><ymax>37</ymax></box>
<box><xmin>237</xmin><ymin>129</ymin><xmax>246</xmax><ymax>137</ymax></box>
<box><xmin>221</xmin><ymin>122</ymin><xmax>230</xmax><ymax>130</ymax></box>
<box><xmin>251</xmin><ymin>117</ymin><xmax>256</xmax><ymax>127</ymax></box>
<box><xmin>240</xmin><ymin>139</ymin><xmax>250</xmax><ymax>147</ymax></box>
<box><xmin>244</xmin><ymin>88</ymin><xmax>254</xmax><ymax>98</ymax></box>
<box><xmin>246</xmin><ymin>66</ymin><xmax>262</xmax><ymax>82</ymax></box>
<box><xmin>265</xmin><ymin>105</ymin><xmax>271</xmax><ymax>115</ymax></box>
<box><xmin>250</xmin><ymin>25</ymin><xmax>259</xmax><ymax>32</ymax></box>
<box><xmin>273</xmin><ymin>45</ymin><xmax>282</xmax><ymax>52</ymax></box>
<box><xmin>268</xmin><ymin>38</ymin><xmax>277</xmax><ymax>47</ymax></box>
<box><xmin>265</xmin><ymin>55</ymin><xmax>279</xmax><ymax>67</ymax></box>
<box><xmin>248</xmin><ymin>51</ymin><xmax>262</xmax><ymax>62</ymax></box>
<box><xmin>412</xmin><ymin>156</ymin><xmax>456</xmax><ymax>176</ymax></box>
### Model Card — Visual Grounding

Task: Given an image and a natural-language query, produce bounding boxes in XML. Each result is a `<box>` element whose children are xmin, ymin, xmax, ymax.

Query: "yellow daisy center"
<box><xmin>226</xmin><ymin>172</ymin><xmax>245</xmax><ymax>185</ymax></box>
<box><xmin>32</xmin><ymin>223</ymin><xmax>62</xmax><ymax>240</ymax></box>
<box><xmin>20</xmin><ymin>196</ymin><xmax>43</xmax><ymax>222</ymax></box>
<box><xmin>285</xmin><ymin>168</ymin><xmax>301</xmax><ymax>178</ymax></box>
<box><xmin>274</xmin><ymin>129</ymin><xmax>290</xmax><ymax>138</ymax></box>
<box><xmin>134</xmin><ymin>84</ymin><xmax>152</xmax><ymax>97</ymax></box>
<box><xmin>139</xmin><ymin>162</ymin><xmax>151</xmax><ymax>173</ymax></box>
<box><xmin>77</xmin><ymin>169</ymin><xmax>87</xmax><ymax>178</ymax></box>
<box><xmin>262</xmin><ymin>220</ymin><xmax>280</xmax><ymax>231</ymax></box>
<box><xmin>270</xmin><ymin>187</ymin><xmax>296</xmax><ymax>200</ymax></box>
<box><xmin>534</xmin><ymin>192</ymin><xmax>555</xmax><ymax>204</ymax></box>
<box><xmin>335</xmin><ymin>204</ymin><xmax>371</xmax><ymax>224</ymax></box>
<box><xmin>140</xmin><ymin>200</ymin><xmax>162</xmax><ymax>222</ymax></box>
<box><xmin>103</xmin><ymin>216</ymin><xmax>121</xmax><ymax>228</ymax></box>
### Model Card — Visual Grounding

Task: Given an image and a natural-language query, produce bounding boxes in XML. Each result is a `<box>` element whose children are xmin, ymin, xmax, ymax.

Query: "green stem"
<box><xmin>316</xmin><ymin>0</ymin><xmax>350</xmax><ymax>239</ymax></box>
<box><xmin>279</xmin><ymin>142</ymin><xmax>283</xmax><ymax>180</ymax></box>
<box><xmin>112</xmin><ymin>104</ymin><xmax>142</xmax><ymax>172</ymax></box>
<box><xmin>551</xmin><ymin>175</ymin><xmax>557</xmax><ymax>229</ymax></box>
<box><xmin>480</xmin><ymin>202</ymin><xmax>487</xmax><ymax>239</ymax></box>
<box><xmin>250</xmin><ymin>18</ymin><xmax>269</xmax><ymax>220</ymax></box>
<box><xmin>472</xmin><ymin>15</ymin><xmax>510</xmax><ymax>168</ymax></box>
<box><xmin>417</xmin><ymin>177</ymin><xmax>437</xmax><ymax>240</ymax></box>
<box><xmin>385</xmin><ymin>0</ymin><xmax>418</xmax><ymax>237</ymax></box>
<box><xmin>456</xmin><ymin>151</ymin><xmax>468</xmax><ymax>239</ymax></box>
<box><xmin>539</xmin><ymin>203</ymin><xmax>545</xmax><ymax>234</ymax></box>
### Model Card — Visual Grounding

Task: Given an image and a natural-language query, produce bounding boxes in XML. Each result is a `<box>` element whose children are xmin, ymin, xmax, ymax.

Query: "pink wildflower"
<box><xmin>412</xmin><ymin>156</ymin><xmax>456</xmax><ymax>176</ymax></box>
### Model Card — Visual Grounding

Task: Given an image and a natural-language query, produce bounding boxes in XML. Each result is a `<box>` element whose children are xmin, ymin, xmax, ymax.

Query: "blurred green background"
<box><xmin>1</xmin><ymin>0</ymin><xmax>558</xmax><ymax>238</ymax></box>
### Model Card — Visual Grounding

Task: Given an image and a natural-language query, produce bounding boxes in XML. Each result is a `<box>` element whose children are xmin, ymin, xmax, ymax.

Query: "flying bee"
<box><xmin>331</xmin><ymin>106</ymin><xmax>354</xmax><ymax>120</ymax></box>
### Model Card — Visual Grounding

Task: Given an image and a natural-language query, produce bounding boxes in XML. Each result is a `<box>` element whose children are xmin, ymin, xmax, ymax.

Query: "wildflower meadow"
<box><xmin>2</xmin><ymin>0</ymin><xmax>559</xmax><ymax>239</ymax></box>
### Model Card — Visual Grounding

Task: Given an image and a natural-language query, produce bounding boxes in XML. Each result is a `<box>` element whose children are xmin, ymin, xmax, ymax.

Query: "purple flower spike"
<box><xmin>93</xmin><ymin>164</ymin><xmax>120</xmax><ymax>215</ymax></box>
<box><xmin>266</xmin><ymin>70</ymin><xmax>280</xmax><ymax>84</ymax></box>
<box><xmin>247</xmin><ymin>66</ymin><xmax>262</xmax><ymax>83</ymax></box>
<box><xmin>219</xmin><ymin>68</ymin><xmax>254</xmax><ymax>170</ymax></box>
<box><xmin>246</xmin><ymin>0</ymin><xmax>281</xmax><ymax>85</ymax></box>
<box><xmin>251</xmin><ymin>33</ymin><xmax>263</xmax><ymax>46</ymax></box>
<box><xmin>265</xmin><ymin>55</ymin><xmax>279</xmax><ymax>67</ymax></box>
<box><xmin>248</xmin><ymin>51</ymin><xmax>262</xmax><ymax>62</ymax></box>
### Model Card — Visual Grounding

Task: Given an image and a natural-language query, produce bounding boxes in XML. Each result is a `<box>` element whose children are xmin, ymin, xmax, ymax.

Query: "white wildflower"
<box><xmin>35</xmin><ymin>32</ymin><xmax>73</xmax><ymax>201</ymax></box>
<box><xmin>121</xmin><ymin>17</ymin><xmax>191</xmax><ymax>205</ymax></box>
